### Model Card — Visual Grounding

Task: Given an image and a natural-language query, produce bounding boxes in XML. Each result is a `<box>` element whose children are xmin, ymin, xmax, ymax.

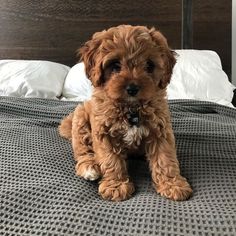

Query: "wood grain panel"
<box><xmin>192</xmin><ymin>0</ymin><xmax>232</xmax><ymax>79</ymax></box>
<box><xmin>0</xmin><ymin>0</ymin><xmax>182</xmax><ymax>66</ymax></box>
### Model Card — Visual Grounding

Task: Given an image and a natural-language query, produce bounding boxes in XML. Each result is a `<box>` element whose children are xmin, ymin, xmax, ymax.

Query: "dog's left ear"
<box><xmin>77</xmin><ymin>32</ymin><xmax>104</xmax><ymax>87</ymax></box>
<box><xmin>149</xmin><ymin>28</ymin><xmax>176</xmax><ymax>89</ymax></box>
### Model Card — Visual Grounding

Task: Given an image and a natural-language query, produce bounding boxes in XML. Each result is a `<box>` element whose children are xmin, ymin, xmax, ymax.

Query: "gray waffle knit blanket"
<box><xmin>0</xmin><ymin>96</ymin><xmax>236</xmax><ymax>236</ymax></box>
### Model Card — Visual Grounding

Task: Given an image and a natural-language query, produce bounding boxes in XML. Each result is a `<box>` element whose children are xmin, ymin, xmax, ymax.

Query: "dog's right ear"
<box><xmin>77</xmin><ymin>32</ymin><xmax>104</xmax><ymax>87</ymax></box>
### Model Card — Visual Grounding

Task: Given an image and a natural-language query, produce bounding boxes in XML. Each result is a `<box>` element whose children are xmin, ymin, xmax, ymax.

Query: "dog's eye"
<box><xmin>108</xmin><ymin>60</ymin><xmax>121</xmax><ymax>73</ymax></box>
<box><xmin>146</xmin><ymin>60</ymin><xmax>155</xmax><ymax>73</ymax></box>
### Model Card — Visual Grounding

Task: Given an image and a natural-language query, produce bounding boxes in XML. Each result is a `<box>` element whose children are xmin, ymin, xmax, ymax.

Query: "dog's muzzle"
<box><xmin>126</xmin><ymin>83</ymin><xmax>140</xmax><ymax>96</ymax></box>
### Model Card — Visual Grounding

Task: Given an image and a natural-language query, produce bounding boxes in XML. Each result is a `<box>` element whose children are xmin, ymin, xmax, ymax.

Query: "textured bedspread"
<box><xmin>0</xmin><ymin>96</ymin><xmax>236</xmax><ymax>236</ymax></box>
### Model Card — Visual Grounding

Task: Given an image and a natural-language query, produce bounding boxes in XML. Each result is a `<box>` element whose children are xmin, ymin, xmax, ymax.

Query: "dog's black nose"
<box><xmin>126</xmin><ymin>83</ymin><xmax>140</xmax><ymax>96</ymax></box>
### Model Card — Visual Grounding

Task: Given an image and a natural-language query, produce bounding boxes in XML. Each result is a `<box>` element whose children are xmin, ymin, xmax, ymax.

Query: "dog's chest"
<box><xmin>123</xmin><ymin>125</ymin><xmax>149</xmax><ymax>148</ymax></box>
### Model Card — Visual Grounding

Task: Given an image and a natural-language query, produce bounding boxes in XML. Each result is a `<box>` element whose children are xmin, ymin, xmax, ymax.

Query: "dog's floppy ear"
<box><xmin>149</xmin><ymin>28</ymin><xmax>176</xmax><ymax>89</ymax></box>
<box><xmin>77</xmin><ymin>32</ymin><xmax>104</xmax><ymax>87</ymax></box>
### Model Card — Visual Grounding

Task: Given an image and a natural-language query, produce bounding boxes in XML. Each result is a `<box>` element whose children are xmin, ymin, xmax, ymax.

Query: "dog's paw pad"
<box><xmin>83</xmin><ymin>166</ymin><xmax>100</xmax><ymax>181</ymax></box>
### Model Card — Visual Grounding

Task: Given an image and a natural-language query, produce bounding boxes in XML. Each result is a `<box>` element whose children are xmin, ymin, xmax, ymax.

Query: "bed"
<box><xmin>0</xmin><ymin>1</ymin><xmax>236</xmax><ymax>235</ymax></box>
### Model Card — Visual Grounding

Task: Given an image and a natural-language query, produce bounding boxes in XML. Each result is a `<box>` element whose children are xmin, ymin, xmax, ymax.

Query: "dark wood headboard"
<box><xmin>0</xmin><ymin>0</ymin><xmax>232</xmax><ymax>80</ymax></box>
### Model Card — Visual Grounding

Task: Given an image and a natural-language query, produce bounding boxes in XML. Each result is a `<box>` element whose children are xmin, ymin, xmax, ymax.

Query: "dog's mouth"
<box><xmin>126</xmin><ymin>96</ymin><xmax>138</xmax><ymax>103</ymax></box>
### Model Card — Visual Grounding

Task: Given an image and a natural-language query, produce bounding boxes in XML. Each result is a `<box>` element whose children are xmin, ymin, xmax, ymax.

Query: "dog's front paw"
<box><xmin>156</xmin><ymin>176</ymin><xmax>192</xmax><ymax>201</ymax></box>
<box><xmin>98</xmin><ymin>178</ymin><xmax>135</xmax><ymax>201</ymax></box>
<box><xmin>75</xmin><ymin>160</ymin><xmax>101</xmax><ymax>181</ymax></box>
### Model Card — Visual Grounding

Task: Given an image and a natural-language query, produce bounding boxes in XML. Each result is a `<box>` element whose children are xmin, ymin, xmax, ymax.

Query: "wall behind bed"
<box><xmin>191</xmin><ymin>0</ymin><xmax>232</xmax><ymax>80</ymax></box>
<box><xmin>0</xmin><ymin>0</ymin><xmax>182</xmax><ymax>65</ymax></box>
<box><xmin>0</xmin><ymin>0</ymin><xmax>232</xmax><ymax>80</ymax></box>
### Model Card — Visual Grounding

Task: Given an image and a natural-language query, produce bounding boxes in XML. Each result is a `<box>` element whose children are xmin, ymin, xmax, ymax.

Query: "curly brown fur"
<box><xmin>59</xmin><ymin>25</ymin><xmax>192</xmax><ymax>201</ymax></box>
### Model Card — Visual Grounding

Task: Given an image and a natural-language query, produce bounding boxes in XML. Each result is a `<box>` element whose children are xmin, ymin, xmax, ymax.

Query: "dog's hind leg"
<box><xmin>72</xmin><ymin>104</ymin><xmax>101</xmax><ymax>181</ymax></box>
<box><xmin>58</xmin><ymin>113</ymin><xmax>73</xmax><ymax>140</ymax></box>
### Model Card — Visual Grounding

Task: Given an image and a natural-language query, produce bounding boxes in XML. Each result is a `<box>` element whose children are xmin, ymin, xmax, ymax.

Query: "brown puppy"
<box><xmin>59</xmin><ymin>25</ymin><xmax>192</xmax><ymax>201</ymax></box>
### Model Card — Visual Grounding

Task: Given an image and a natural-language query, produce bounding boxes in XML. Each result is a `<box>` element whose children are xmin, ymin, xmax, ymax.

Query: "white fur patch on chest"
<box><xmin>123</xmin><ymin>125</ymin><xmax>149</xmax><ymax>147</ymax></box>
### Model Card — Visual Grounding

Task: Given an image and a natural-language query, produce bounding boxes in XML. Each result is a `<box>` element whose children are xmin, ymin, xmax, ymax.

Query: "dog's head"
<box><xmin>78</xmin><ymin>25</ymin><xmax>176</xmax><ymax>102</ymax></box>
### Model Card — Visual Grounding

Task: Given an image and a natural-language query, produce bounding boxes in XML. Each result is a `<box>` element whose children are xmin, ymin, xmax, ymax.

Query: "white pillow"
<box><xmin>168</xmin><ymin>50</ymin><xmax>235</xmax><ymax>107</ymax></box>
<box><xmin>62</xmin><ymin>62</ymin><xmax>93</xmax><ymax>101</ymax></box>
<box><xmin>0</xmin><ymin>60</ymin><xmax>70</xmax><ymax>99</ymax></box>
